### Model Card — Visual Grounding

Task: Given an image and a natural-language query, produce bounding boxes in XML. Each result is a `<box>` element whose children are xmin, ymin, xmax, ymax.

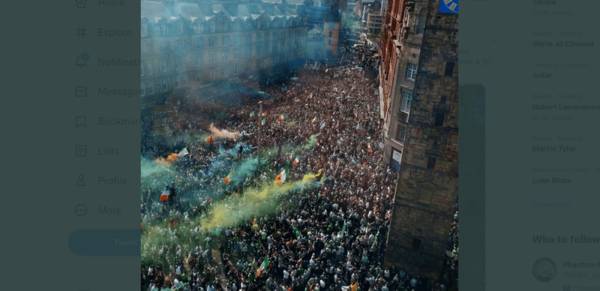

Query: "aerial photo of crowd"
<box><xmin>140</xmin><ymin>50</ymin><xmax>457</xmax><ymax>291</ymax></box>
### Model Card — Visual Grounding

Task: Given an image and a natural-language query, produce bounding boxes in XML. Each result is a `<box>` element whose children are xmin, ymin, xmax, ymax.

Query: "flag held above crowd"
<box><xmin>274</xmin><ymin>169</ymin><xmax>287</xmax><ymax>186</ymax></box>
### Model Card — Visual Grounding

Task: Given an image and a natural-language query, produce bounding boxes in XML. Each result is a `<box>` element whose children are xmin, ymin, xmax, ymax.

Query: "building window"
<box><xmin>412</xmin><ymin>238</ymin><xmax>422</xmax><ymax>251</ymax></box>
<box><xmin>445</xmin><ymin>62</ymin><xmax>455</xmax><ymax>77</ymax></box>
<box><xmin>223</xmin><ymin>35</ymin><xmax>230</xmax><ymax>47</ymax></box>
<box><xmin>405</xmin><ymin>63</ymin><xmax>417</xmax><ymax>81</ymax></box>
<box><xmin>400</xmin><ymin>88</ymin><xmax>413</xmax><ymax>113</ymax></box>
<box><xmin>391</xmin><ymin>148</ymin><xmax>403</xmax><ymax>172</ymax></box>
<box><xmin>434</xmin><ymin>110</ymin><xmax>445</xmax><ymax>126</ymax></box>
<box><xmin>427</xmin><ymin>156</ymin><xmax>436</xmax><ymax>169</ymax></box>
<box><xmin>395</xmin><ymin>125</ymin><xmax>407</xmax><ymax>143</ymax></box>
<box><xmin>415</xmin><ymin>12</ymin><xmax>426</xmax><ymax>34</ymax></box>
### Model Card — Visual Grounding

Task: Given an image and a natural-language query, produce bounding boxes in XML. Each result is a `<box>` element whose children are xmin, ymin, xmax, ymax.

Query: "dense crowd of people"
<box><xmin>142</xmin><ymin>51</ymin><xmax>457</xmax><ymax>290</ymax></box>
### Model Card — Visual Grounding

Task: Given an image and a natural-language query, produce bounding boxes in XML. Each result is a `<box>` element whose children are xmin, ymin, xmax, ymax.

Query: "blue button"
<box><xmin>68</xmin><ymin>229</ymin><xmax>140</xmax><ymax>256</ymax></box>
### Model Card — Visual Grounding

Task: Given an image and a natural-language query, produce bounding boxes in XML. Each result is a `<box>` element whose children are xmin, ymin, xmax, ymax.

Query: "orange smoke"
<box><xmin>209</xmin><ymin>123</ymin><xmax>240</xmax><ymax>141</ymax></box>
<box><xmin>155</xmin><ymin>152</ymin><xmax>179</xmax><ymax>166</ymax></box>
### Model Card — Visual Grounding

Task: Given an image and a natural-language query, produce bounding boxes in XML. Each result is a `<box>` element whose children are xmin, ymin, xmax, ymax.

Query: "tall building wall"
<box><xmin>378</xmin><ymin>0</ymin><xmax>404</xmax><ymax>121</ymax></box>
<box><xmin>379</xmin><ymin>0</ymin><xmax>458</xmax><ymax>280</ymax></box>
<box><xmin>141</xmin><ymin>0</ymin><xmax>309</xmax><ymax>99</ymax></box>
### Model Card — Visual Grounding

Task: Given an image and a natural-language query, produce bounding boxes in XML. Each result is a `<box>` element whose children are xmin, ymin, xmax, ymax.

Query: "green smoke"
<box><xmin>303</xmin><ymin>134</ymin><xmax>319</xmax><ymax>150</ymax></box>
<box><xmin>228</xmin><ymin>157</ymin><xmax>259</xmax><ymax>185</ymax></box>
<box><xmin>141</xmin><ymin>157</ymin><xmax>176</xmax><ymax>200</ymax></box>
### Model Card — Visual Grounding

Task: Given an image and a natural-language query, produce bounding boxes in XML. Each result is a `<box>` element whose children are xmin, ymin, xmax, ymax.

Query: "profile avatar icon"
<box><xmin>532</xmin><ymin>257</ymin><xmax>557</xmax><ymax>282</ymax></box>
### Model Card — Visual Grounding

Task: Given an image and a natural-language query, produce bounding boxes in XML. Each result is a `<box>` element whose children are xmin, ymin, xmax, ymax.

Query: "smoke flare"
<box><xmin>199</xmin><ymin>173</ymin><xmax>321</xmax><ymax>231</ymax></box>
<box><xmin>209</xmin><ymin>123</ymin><xmax>240</xmax><ymax>141</ymax></box>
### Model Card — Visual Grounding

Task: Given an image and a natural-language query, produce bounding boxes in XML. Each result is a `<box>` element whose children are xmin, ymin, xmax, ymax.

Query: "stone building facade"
<box><xmin>366</xmin><ymin>10</ymin><xmax>382</xmax><ymax>39</ymax></box>
<box><xmin>141</xmin><ymin>0</ymin><xmax>310</xmax><ymax>98</ymax></box>
<box><xmin>378</xmin><ymin>0</ymin><xmax>458</xmax><ymax>280</ymax></box>
<box><xmin>357</xmin><ymin>0</ymin><xmax>382</xmax><ymax>40</ymax></box>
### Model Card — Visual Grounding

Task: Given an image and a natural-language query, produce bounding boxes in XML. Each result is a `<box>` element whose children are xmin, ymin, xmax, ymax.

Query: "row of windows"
<box><xmin>141</xmin><ymin>45</ymin><xmax>303</xmax><ymax>76</ymax></box>
<box><xmin>396</xmin><ymin>60</ymin><xmax>454</xmax><ymax>124</ymax></box>
<box><xmin>389</xmin><ymin>151</ymin><xmax>437</xmax><ymax>174</ymax></box>
<box><xmin>404</xmin><ymin>60</ymin><xmax>455</xmax><ymax>82</ymax></box>
<box><xmin>141</xmin><ymin>18</ymin><xmax>304</xmax><ymax>38</ymax></box>
<box><xmin>396</xmin><ymin>93</ymin><xmax>451</xmax><ymax>117</ymax></box>
<box><xmin>144</xmin><ymin>34</ymin><xmax>303</xmax><ymax>52</ymax></box>
<box><xmin>397</xmin><ymin>92</ymin><xmax>448</xmax><ymax>125</ymax></box>
<box><xmin>394</xmin><ymin>107</ymin><xmax>448</xmax><ymax>144</ymax></box>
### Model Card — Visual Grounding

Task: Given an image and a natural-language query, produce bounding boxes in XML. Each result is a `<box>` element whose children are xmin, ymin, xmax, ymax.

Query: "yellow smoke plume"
<box><xmin>199</xmin><ymin>173</ymin><xmax>320</xmax><ymax>231</ymax></box>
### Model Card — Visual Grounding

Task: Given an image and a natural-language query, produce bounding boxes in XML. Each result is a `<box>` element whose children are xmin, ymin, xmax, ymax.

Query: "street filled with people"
<box><xmin>141</xmin><ymin>50</ymin><xmax>457</xmax><ymax>290</ymax></box>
